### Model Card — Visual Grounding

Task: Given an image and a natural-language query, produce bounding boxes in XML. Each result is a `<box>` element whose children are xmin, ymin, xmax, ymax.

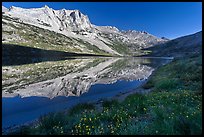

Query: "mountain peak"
<box><xmin>122</xmin><ymin>30</ymin><xmax>148</xmax><ymax>34</ymax></box>
<box><xmin>161</xmin><ymin>37</ymin><xmax>169</xmax><ymax>40</ymax></box>
<box><xmin>4</xmin><ymin>5</ymin><xmax>92</xmax><ymax>32</ymax></box>
<box><xmin>2</xmin><ymin>6</ymin><xmax>8</xmax><ymax>13</ymax></box>
<box><xmin>42</xmin><ymin>5</ymin><xmax>53</xmax><ymax>11</ymax></box>
<box><xmin>9</xmin><ymin>6</ymin><xmax>23</xmax><ymax>12</ymax></box>
<box><xmin>2</xmin><ymin>5</ymin><xmax>165</xmax><ymax>55</ymax></box>
<box><xmin>140</xmin><ymin>31</ymin><xmax>149</xmax><ymax>34</ymax></box>
<box><xmin>9</xmin><ymin>6</ymin><xmax>16</xmax><ymax>10</ymax></box>
<box><xmin>43</xmin><ymin>5</ymin><xmax>50</xmax><ymax>9</ymax></box>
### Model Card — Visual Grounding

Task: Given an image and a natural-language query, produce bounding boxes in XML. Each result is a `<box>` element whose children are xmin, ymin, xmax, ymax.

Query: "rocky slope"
<box><xmin>2</xmin><ymin>5</ymin><xmax>167</xmax><ymax>56</ymax></box>
<box><xmin>146</xmin><ymin>31</ymin><xmax>202</xmax><ymax>57</ymax></box>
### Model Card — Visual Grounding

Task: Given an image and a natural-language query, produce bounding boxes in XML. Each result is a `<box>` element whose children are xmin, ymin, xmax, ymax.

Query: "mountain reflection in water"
<box><xmin>2</xmin><ymin>57</ymin><xmax>172</xmax><ymax>128</ymax></box>
<box><xmin>2</xmin><ymin>57</ymin><xmax>170</xmax><ymax>98</ymax></box>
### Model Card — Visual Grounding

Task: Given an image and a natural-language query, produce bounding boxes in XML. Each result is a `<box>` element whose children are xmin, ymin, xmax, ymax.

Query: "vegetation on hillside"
<box><xmin>7</xmin><ymin>51</ymin><xmax>202</xmax><ymax>135</ymax></box>
<box><xmin>2</xmin><ymin>15</ymin><xmax>111</xmax><ymax>56</ymax></box>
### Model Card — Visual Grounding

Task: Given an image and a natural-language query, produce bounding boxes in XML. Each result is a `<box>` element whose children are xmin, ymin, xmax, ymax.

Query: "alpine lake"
<box><xmin>2</xmin><ymin>55</ymin><xmax>173</xmax><ymax>129</ymax></box>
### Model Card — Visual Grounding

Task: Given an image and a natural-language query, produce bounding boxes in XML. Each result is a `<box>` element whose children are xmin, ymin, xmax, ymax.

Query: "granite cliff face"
<box><xmin>6</xmin><ymin>5</ymin><xmax>93</xmax><ymax>32</ymax></box>
<box><xmin>2</xmin><ymin>5</ymin><xmax>167</xmax><ymax>56</ymax></box>
<box><xmin>1</xmin><ymin>5</ymin><xmax>171</xmax><ymax>98</ymax></box>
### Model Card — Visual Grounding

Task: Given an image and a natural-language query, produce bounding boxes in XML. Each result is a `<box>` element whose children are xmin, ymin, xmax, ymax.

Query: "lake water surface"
<box><xmin>2</xmin><ymin>57</ymin><xmax>172</xmax><ymax>129</ymax></box>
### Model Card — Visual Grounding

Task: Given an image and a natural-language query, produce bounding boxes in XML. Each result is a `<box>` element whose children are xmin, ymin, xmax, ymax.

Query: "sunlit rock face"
<box><xmin>2</xmin><ymin>5</ymin><xmax>167</xmax><ymax>56</ymax></box>
<box><xmin>2</xmin><ymin>57</ymin><xmax>158</xmax><ymax>99</ymax></box>
<box><xmin>2</xmin><ymin>6</ymin><xmax>9</xmax><ymax>13</ymax></box>
<box><xmin>5</xmin><ymin>5</ymin><xmax>92</xmax><ymax>32</ymax></box>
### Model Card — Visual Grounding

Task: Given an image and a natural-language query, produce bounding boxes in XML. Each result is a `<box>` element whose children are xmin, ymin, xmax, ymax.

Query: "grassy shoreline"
<box><xmin>5</xmin><ymin>53</ymin><xmax>202</xmax><ymax>135</ymax></box>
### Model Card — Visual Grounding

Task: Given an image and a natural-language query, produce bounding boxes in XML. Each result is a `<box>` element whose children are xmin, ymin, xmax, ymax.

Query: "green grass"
<box><xmin>143</xmin><ymin>53</ymin><xmax>202</xmax><ymax>93</ymax></box>
<box><xmin>2</xmin><ymin>15</ymin><xmax>113</xmax><ymax>55</ymax></box>
<box><xmin>68</xmin><ymin>103</ymin><xmax>96</xmax><ymax>115</ymax></box>
<box><xmin>6</xmin><ymin>52</ymin><xmax>202</xmax><ymax>135</ymax></box>
<box><xmin>102</xmin><ymin>99</ymin><xmax>119</xmax><ymax>108</ymax></box>
<box><xmin>105</xmin><ymin>42</ymin><xmax>130</xmax><ymax>55</ymax></box>
<box><xmin>7</xmin><ymin>53</ymin><xmax>202</xmax><ymax>135</ymax></box>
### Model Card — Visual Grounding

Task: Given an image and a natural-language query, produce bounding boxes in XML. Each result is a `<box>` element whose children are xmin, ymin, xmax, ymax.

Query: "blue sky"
<box><xmin>3</xmin><ymin>2</ymin><xmax>202</xmax><ymax>39</ymax></box>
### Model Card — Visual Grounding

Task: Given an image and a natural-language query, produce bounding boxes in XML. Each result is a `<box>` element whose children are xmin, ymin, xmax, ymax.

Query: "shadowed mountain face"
<box><xmin>2</xmin><ymin>44</ymin><xmax>111</xmax><ymax>66</ymax></box>
<box><xmin>2</xmin><ymin>57</ymin><xmax>171</xmax><ymax>99</ymax></box>
<box><xmin>145</xmin><ymin>31</ymin><xmax>202</xmax><ymax>58</ymax></box>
